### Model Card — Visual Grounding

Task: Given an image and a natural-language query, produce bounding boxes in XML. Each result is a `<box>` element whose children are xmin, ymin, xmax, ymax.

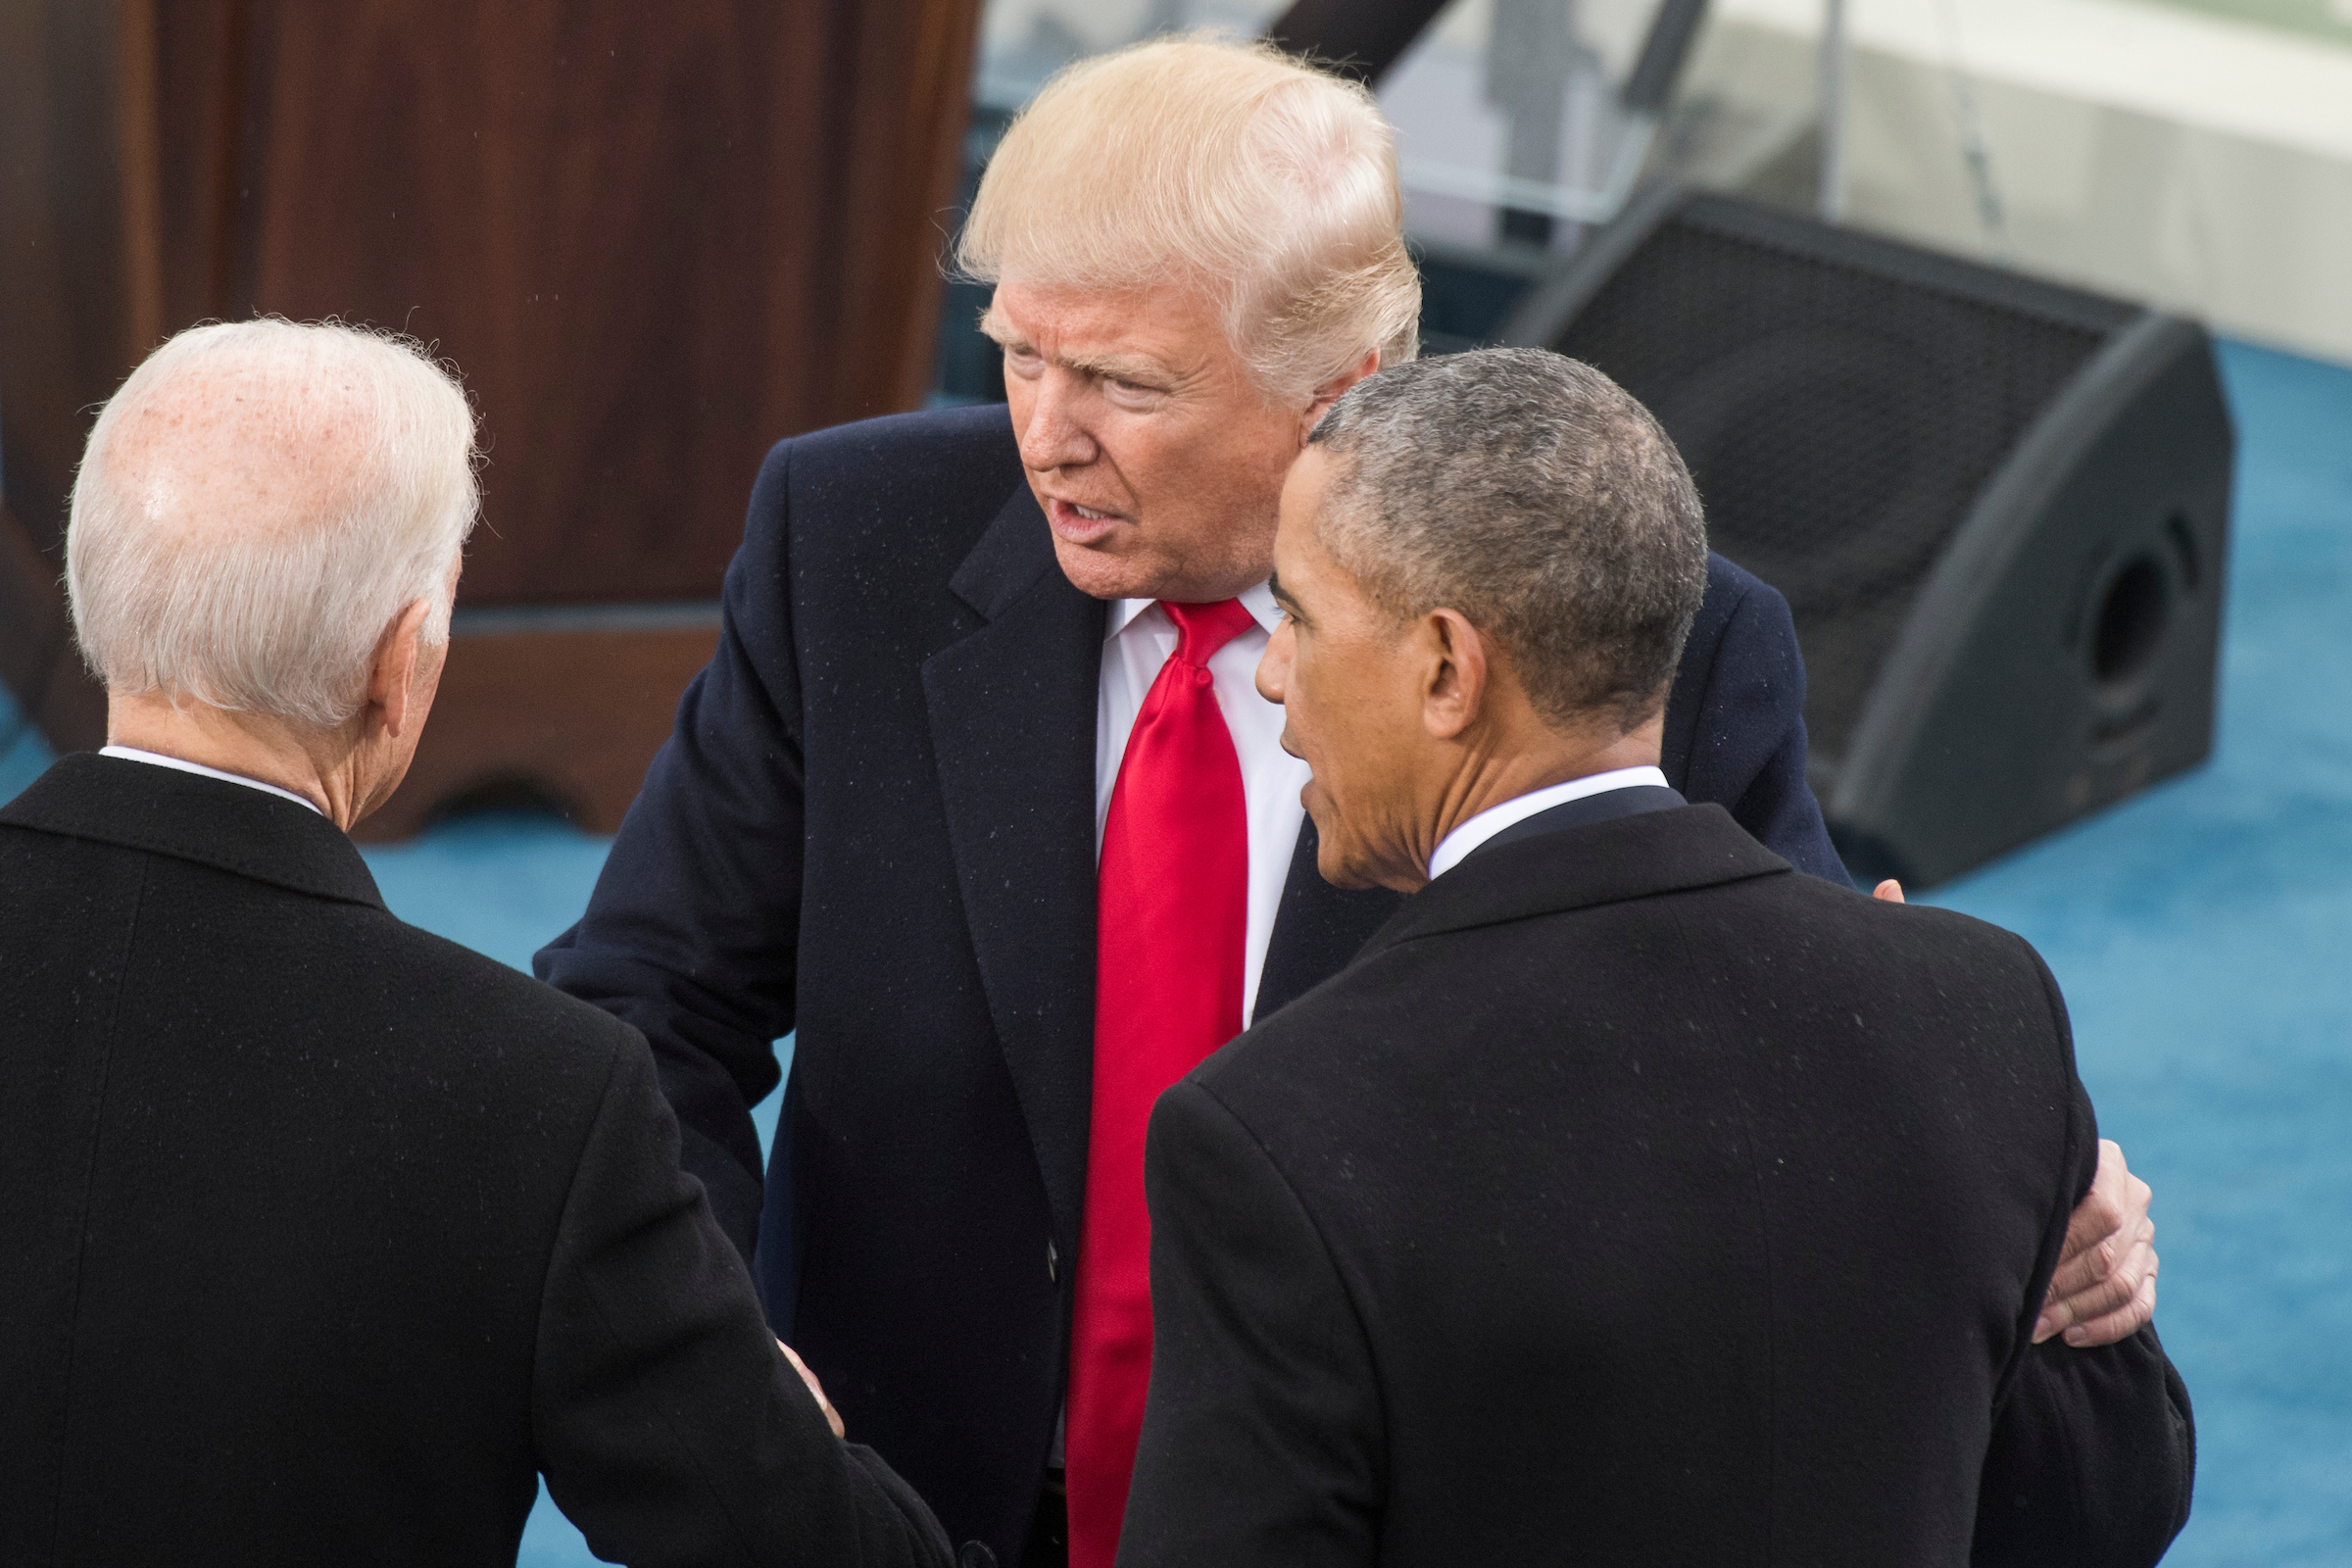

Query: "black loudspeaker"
<box><xmin>1502</xmin><ymin>185</ymin><xmax>2235</xmax><ymax>888</ymax></box>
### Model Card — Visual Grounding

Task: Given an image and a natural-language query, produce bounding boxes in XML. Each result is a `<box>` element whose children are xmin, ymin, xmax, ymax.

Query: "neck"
<box><xmin>1408</xmin><ymin>713</ymin><xmax>1665</xmax><ymax>889</ymax></box>
<box><xmin>107</xmin><ymin>692</ymin><xmax>371</xmax><ymax>830</ymax></box>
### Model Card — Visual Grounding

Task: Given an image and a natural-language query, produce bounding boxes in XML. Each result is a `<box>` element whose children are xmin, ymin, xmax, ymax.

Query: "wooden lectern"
<box><xmin>0</xmin><ymin>0</ymin><xmax>979</xmax><ymax>835</ymax></box>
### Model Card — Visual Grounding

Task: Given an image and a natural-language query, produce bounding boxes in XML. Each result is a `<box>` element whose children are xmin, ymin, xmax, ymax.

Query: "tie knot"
<box><xmin>1161</xmin><ymin>599</ymin><xmax>1257</xmax><ymax>668</ymax></box>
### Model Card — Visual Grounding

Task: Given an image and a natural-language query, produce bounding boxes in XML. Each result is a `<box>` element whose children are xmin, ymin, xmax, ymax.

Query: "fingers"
<box><xmin>2036</xmin><ymin>1215</ymin><xmax>2157</xmax><ymax>1345</ymax></box>
<box><xmin>2047</xmin><ymin>1174</ymin><xmax>2150</xmax><ymax>1298</ymax></box>
<box><xmin>2035</xmin><ymin>1142</ymin><xmax>2157</xmax><ymax>1346</ymax></box>
<box><xmin>2052</xmin><ymin>1141</ymin><xmax>2147</xmax><ymax>1270</ymax></box>
<box><xmin>1872</xmin><ymin>879</ymin><xmax>1905</xmax><ymax>904</ymax></box>
<box><xmin>2059</xmin><ymin>1266</ymin><xmax>2158</xmax><ymax>1349</ymax></box>
<box><xmin>778</xmin><ymin>1338</ymin><xmax>847</xmax><ymax>1440</ymax></box>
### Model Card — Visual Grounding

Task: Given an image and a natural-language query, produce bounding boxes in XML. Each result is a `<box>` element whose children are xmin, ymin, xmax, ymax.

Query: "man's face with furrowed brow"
<box><xmin>986</xmin><ymin>279</ymin><xmax>1318</xmax><ymax>605</ymax></box>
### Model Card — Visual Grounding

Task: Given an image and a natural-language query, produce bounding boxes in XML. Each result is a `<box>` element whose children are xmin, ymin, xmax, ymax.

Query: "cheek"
<box><xmin>1288</xmin><ymin>658</ymin><xmax>1350</xmax><ymax>782</ymax></box>
<box><xmin>1132</xmin><ymin>414</ymin><xmax>1266</xmax><ymax>523</ymax></box>
<box><xmin>1317</xmin><ymin>657</ymin><xmax>1409</xmax><ymax>793</ymax></box>
<box><xmin>1107</xmin><ymin>419</ymin><xmax>1185</xmax><ymax>504</ymax></box>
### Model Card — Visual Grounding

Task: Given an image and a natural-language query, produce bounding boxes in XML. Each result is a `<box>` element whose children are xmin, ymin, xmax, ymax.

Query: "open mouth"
<box><xmin>1046</xmin><ymin>497</ymin><xmax>1126</xmax><ymax>544</ymax></box>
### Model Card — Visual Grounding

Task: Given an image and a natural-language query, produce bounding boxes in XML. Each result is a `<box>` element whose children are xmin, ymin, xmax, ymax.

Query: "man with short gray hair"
<box><xmin>1121</xmin><ymin>349</ymin><xmax>2193</xmax><ymax>1568</ymax></box>
<box><xmin>0</xmin><ymin>318</ymin><xmax>951</xmax><ymax>1566</ymax></box>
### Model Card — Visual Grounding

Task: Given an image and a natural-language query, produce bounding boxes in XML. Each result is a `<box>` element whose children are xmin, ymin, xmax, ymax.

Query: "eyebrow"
<box><xmin>977</xmin><ymin>309</ymin><xmax>1177</xmax><ymax>388</ymax></box>
<box><xmin>1268</xmin><ymin>569</ymin><xmax>1302</xmax><ymax>617</ymax></box>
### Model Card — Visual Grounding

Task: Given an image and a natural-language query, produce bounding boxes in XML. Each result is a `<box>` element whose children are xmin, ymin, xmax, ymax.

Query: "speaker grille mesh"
<box><xmin>1554</xmin><ymin>214</ymin><xmax>2114</xmax><ymax>760</ymax></box>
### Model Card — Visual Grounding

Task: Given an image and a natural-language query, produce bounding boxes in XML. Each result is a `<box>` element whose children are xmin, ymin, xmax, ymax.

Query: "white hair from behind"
<box><xmin>956</xmin><ymin>34</ymin><xmax>1421</xmax><ymax>405</ymax></box>
<box><xmin>67</xmin><ymin>318</ymin><xmax>479</xmax><ymax>728</ymax></box>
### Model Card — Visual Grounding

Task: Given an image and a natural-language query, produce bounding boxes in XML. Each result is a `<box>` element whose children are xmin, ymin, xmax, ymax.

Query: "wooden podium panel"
<box><xmin>238</xmin><ymin>0</ymin><xmax>976</xmax><ymax>603</ymax></box>
<box><xmin>0</xmin><ymin>0</ymin><xmax>980</xmax><ymax>824</ymax></box>
<box><xmin>352</xmin><ymin>614</ymin><xmax>723</xmax><ymax>843</ymax></box>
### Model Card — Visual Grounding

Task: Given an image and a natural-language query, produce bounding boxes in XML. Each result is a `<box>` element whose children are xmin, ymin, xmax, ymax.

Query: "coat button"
<box><xmin>1047</xmin><ymin>1239</ymin><xmax>1059</xmax><ymax>1283</ymax></box>
<box><xmin>959</xmin><ymin>1542</ymin><xmax>998</xmax><ymax>1568</ymax></box>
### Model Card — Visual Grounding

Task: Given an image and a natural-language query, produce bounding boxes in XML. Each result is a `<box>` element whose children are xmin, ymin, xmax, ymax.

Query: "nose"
<box><xmin>1255</xmin><ymin>620</ymin><xmax>1292</xmax><ymax>706</ymax></box>
<box><xmin>1017</xmin><ymin>369</ymin><xmax>1099</xmax><ymax>474</ymax></box>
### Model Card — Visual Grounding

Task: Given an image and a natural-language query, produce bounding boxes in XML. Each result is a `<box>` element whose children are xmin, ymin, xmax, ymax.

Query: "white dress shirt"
<box><xmin>1425</xmin><ymin>764</ymin><xmax>1672</xmax><ymax>881</ymax></box>
<box><xmin>1096</xmin><ymin>581</ymin><xmax>1310</xmax><ymax>1025</ymax></box>
<box><xmin>100</xmin><ymin>745</ymin><xmax>324</xmax><ymax>815</ymax></box>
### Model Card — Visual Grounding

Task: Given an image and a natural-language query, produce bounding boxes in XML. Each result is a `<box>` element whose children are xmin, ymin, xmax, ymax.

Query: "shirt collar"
<box><xmin>99</xmin><ymin>745</ymin><xmax>326</xmax><ymax>815</ymax></box>
<box><xmin>1105</xmin><ymin>580</ymin><xmax>1283</xmax><ymax>643</ymax></box>
<box><xmin>1427</xmin><ymin>764</ymin><xmax>1671</xmax><ymax>881</ymax></box>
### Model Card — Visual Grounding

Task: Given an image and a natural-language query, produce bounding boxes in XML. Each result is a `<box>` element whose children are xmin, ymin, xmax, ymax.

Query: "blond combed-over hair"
<box><xmin>956</xmin><ymin>33</ymin><xmax>1421</xmax><ymax>405</ymax></box>
<box><xmin>67</xmin><ymin>318</ymin><xmax>479</xmax><ymax>728</ymax></box>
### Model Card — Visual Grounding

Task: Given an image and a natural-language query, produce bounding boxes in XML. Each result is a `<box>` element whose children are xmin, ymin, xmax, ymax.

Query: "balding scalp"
<box><xmin>67</xmin><ymin>318</ymin><xmax>478</xmax><ymax>727</ymax></box>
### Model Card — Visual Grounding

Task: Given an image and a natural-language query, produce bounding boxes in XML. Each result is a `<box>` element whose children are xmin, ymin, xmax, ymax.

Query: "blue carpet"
<box><xmin>1916</xmin><ymin>339</ymin><xmax>2352</xmax><ymax>1565</ymax></box>
<box><xmin>1</xmin><ymin>337</ymin><xmax>2345</xmax><ymax>1561</ymax></box>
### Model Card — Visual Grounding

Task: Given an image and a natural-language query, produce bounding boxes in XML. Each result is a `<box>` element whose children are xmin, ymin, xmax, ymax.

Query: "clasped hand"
<box><xmin>779</xmin><ymin>1339</ymin><xmax>846</xmax><ymax>1440</ymax></box>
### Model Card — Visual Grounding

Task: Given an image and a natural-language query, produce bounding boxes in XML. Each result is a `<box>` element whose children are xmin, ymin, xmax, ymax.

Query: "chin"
<box><xmin>1314</xmin><ymin>849</ymin><xmax>1372</xmax><ymax>891</ymax></box>
<box><xmin>1311</xmin><ymin>825</ymin><xmax>1382</xmax><ymax>893</ymax></box>
<box><xmin>1311</xmin><ymin>811</ymin><xmax>1427</xmax><ymax>894</ymax></box>
<box><xmin>1050</xmin><ymin>536</ymin><xmax>1157</xmax><ymax>603</ymax></box>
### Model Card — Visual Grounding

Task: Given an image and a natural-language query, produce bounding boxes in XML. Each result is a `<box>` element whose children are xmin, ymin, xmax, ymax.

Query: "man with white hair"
<box><xmin>0</xmin><ymin>319</ymin><xmax>951</xmax><ymax>1566</ymax></box>
<box><xmin>537</xmin><ymin>36</ymin><xmax>2158</xmax><ymax>1568</ymax></box>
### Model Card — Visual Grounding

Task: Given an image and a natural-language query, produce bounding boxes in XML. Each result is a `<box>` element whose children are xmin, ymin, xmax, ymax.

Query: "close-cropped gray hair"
<box><xmin>67</xmin><ymin>318</ymin><xmax>478</xmax><ymax>727</ymax></box>
<box><xmin>1306</xmin><ymin>348</ymin><xmax>1708</xmax><ymax>731</ymax></box>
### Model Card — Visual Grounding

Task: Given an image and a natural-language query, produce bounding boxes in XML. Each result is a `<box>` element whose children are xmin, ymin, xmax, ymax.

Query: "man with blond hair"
<box><xmin>538</xmin><ymin>35</ymin><xmax>2160</xmax><ymax>1568</ymax></box>
<box><xmin>0</xmin><ymin>318</ymin><xmax>951</xmax><ymax>1566</ymax></box>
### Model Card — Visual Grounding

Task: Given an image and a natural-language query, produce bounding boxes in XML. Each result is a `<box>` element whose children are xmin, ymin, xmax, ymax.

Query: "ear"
<box><xmin>1295</xmin><ymin>347</ymin><xmax>1383</xmax><ymax>447</ymax></box>
<box><xmin>365</xmin><ymin>599</ymin><xmax>438</xmax><ymax>741</ymax></box>
<box><xmin>1420</xmin><ymin>608</ymin><xmax>1489</xmax><ymax>741</ymax></box>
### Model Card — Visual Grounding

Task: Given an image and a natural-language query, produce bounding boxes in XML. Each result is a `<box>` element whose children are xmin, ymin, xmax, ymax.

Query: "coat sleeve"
<box><xmin>533</xmin><ymin>1024</ymin><xmax>954</xmax><ymax>1568</ymax></box>
<box><xmin>1972</xmin><ymin>948</ymin><xmax>2195</xmax><ymax>1567</ymax></box>
<box><xmin>535</xmin><ymin>440</ymin><xmax>808</xmax><ymax>1262</ymax></box>
<box><xmin>1665</xmin><ymin>554</ymin><xmax>1849</xmax><ymax>884</ymax></box>
<box><xmin>1118</xmin><ymin>1078</ymin><xmax>1384</xmax><ymax>1568</ymax></box>
<box><xmin>1973</xmin><ymin>1330</ymin><xmax>2195</xmax><ymax>1566</ymax></box>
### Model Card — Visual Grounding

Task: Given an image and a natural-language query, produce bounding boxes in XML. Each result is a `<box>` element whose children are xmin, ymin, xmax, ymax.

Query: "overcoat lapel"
<box><xmin>921</xmin><ymin>485</ymin><xmax>1105</xmax><ymax>1257</ymax></box>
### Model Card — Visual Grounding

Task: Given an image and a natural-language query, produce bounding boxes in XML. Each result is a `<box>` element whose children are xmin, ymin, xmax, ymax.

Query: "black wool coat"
<box><xmin>1125</xmin><ymin>800</ymin><xmax>2195</xmax><ymax>1568</ymax></box>
<box><xmin>0</xmin><ymin>755</ymin><xmax>951</xmax><ymax>1568</ymax></box>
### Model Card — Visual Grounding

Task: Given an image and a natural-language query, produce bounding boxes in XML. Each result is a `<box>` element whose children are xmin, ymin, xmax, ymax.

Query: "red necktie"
<box><xmin>1066</xmin><ymin>598</ymin><xmax>1258</xmax><ymax>1568</ymax></box>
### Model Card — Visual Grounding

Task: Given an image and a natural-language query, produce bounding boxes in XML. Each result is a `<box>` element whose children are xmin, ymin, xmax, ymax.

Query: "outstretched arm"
<box><xmin>535</xmin><ymin>441</ymin><xmax>808</xmax><ymax>1261</ymax></box>
<box><xmin>535</xmin><ymin>1028</ymin><xmax>952</xmax><ymax>1568</ymax></box>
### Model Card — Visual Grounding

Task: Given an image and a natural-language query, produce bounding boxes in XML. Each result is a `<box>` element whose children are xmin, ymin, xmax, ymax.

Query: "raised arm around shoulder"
<box><xmin>534</xmin><ymin>1026</ymin><xmax>953</xmax><ymax>1568</ymax></box>
<box><xmin>1667</xmin><ymin>557</ymin><xmax>1848</xmax><ymax>883</ymax></box>
<box><xmin>1973</xmin><ymin>948</ymin><xmax>2192</xmax><ymax>1567</ymax></box>
<box><xmin>1120</xmin><ymin>1078</ymin><xmax>1383</xmax><ymax>1568</ymax></box>
<box><xmin>534</xmin><ymin>439</ymin><xmax>809</xmax><ymax>1259</ymax></box>
<box><xmin>1974</xmin><ymin>1327</ymin><xmax>2194</xmax><ymax>1567</ymax></box>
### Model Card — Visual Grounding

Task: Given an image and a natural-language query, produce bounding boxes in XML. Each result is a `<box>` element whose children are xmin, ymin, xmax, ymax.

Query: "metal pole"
<box><xmin>1818</xmin><ymin>0</ymin><xmax>1849</xmax><ymax>222</ymax></box>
